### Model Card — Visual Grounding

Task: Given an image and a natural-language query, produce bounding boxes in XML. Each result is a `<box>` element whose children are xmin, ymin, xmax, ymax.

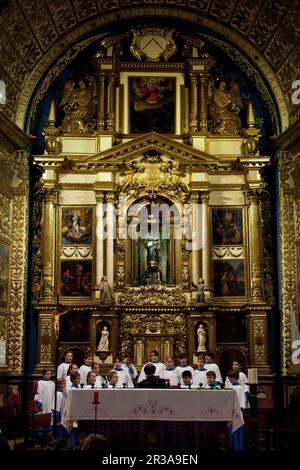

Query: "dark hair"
<box><xmin>227</xmin><ymin>370</ymin><xmax>239</xmax><ymax>380</ymax></box>
<box><xmin>206</xmin><ymin>370</ymin><xmax>216</xmax><ymax>378</ymax></box>
<box><xmin>179</xmin><ymin>352</ymin><xmax>188</xmax><ymax>359</ymax></box>
<box><xmin>206</xmin><ymin>351</ymin><xmax>214</xmax><ymax>359</ymax></box>
<box><xmin>182</xmin><ymin>370</ymin><xmax>192</xmax><ymax>378</ymax></box>
<box><xmin>149</xmin><ymin>350</ymin><xmax>159</xmax><ymax>356</ymax></box>
<box><xmin>144</xmin><ymin>363</ymin><xmax>156</xmax><ymax>376</ymax></box>
<box><xmin>42</xmin><ymin>368</ymin><xmax>50</xmax><ymax>375</ymax></box>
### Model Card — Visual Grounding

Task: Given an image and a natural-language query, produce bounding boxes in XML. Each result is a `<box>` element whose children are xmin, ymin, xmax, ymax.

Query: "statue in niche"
<box><xmin>208</xmin><ymin>79</ymin><xmax>243</xmax><ymax>135</ymax></box>
<box><xmin>60</xmin><ymin>76</ymin><xmax>97</xmax><ymax>133</ymax></box>
<box><xmin>97</xmin><ymin>325</ymin><xmax>110</xmax><ymax>351</ymax></box>
<box><xmin>146</xmin><ymin>236</ymin><xmax>160</xmax><ymax>266</ymax></box>
<box><xmin>197</xmin><ymin>324</ymin><xmax>207</xmax><ymax>353</ymax></box>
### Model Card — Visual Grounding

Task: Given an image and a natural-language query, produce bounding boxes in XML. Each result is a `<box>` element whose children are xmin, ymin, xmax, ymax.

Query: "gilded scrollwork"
<box><xmin>40</xmin><ymin>317</ymin><xmax>53</xmax><ymax>363</ymax></box>
<box><xmin>119</xmin><ymin>311</ymin><xmax>187</xmax><ymax>357</ymax></box>
<box><xmin>0</xmin><ymin>194</ymin><xmax>11</xmax><ymax>239</ymax></box>
<box><xmin>253</xmin><ymin>318</ymin><xmax>265</xmax><ymax>363</ymax></box>
<box><xmin>208</xmin><ymin>78</ymin><xmax>243</xmax><ymax>135</ymax></box>
<box><xmin>60</xmin><ymin>76</ymin><xmax>97</xmax><ymax>133</ymax></box>
<box><xmin>118</xmin><ymin>287</ymin><xmax>187</xmax><ymax>306</ymax></box>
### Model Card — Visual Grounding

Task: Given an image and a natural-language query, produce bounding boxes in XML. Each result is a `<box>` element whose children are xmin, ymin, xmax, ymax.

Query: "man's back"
<box><xmin>137</xmin><ymin>375</ymin><xmax>167</xmax><ymax>389</ymax></box>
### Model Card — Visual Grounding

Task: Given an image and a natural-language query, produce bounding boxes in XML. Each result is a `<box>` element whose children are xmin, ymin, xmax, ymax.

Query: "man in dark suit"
<box><xmin>137</xmin><ymin>363</ymin><xmax>167</xmax><ymax>388</ymax></box>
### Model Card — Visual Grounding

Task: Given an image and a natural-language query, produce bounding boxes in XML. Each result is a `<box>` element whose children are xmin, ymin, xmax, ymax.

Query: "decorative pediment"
<box><xmin>83</xmin><ymin>132</ymin><xmax>220</xmax><ymax>165</ymax></box>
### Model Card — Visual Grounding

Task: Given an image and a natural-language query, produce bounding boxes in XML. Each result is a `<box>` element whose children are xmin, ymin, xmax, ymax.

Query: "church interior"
<box><xmin>0</xmin><ymin>0</ymin><xmax>300</xmax><ymax>453</ymax></box>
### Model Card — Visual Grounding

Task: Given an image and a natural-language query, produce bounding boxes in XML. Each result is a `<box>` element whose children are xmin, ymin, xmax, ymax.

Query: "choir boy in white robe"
<box><xmin>92</xmin><ymin>363</ymin><xmax>105</xmax><ymax>388</ymax></box>
<box><xmin>65</xmin><ymin>363</ymin><xmax>79</xmax><ymax>392</ymax></box>
<box><xmin>78</xmin><ymin>354</ymin><xmax>93</xmax><ymax>385</ymax></box>
<box><xmin>203</xmin><ymin>371</ymin><xmax>221</xmax><ymax>389</ymax></box>
<box><xmin>192</xmin><ymin>355</ymin><xmax>208</xmax><ymax>388</ymax></box>
<box><xmin>121</xmin><ymin>353</ymin><xmax>138</xmax><ymax>380</ymax></box>
<box><xmin>180</xmin><ymin>370</ymin><xmax>193</xmax><ymax>388</ymax></box>
<box><xmin>226</xmin><ymin>370</ymin><xmax>246</xmax><ymax>409</ymax></box>
<box><xmin>106</xmin><ymin>370</ymin><xmax>118</xmax><ymax>388</ymax></box>
<box><xmin>138</xmin><ymin>350</ymin><xmax>165</xmax><ymax>383</ymax></box>
<box><xmin>175</xmin><ymin>353</ymin><xmax>194</xmax><ymax>385</ymax></box>
<box><xmin>57</xmin><ymin>350</ymin><xmax>73</xmax><ymax>380</ymax></box>
<box><xmin>110</xmin><ymin>356</ymin><xmax>134</xmax><ymax>388</ymax></box>
<box><xmin>225</xmin><ymin>359</ymin><xmax>249</xmax><ymax>407</ymax></box>
<box><xmin>34</xmin><ymin>369</ymin><xmax>55</xmax><ymax>414</ymax></box>
<box><xmin>53</xmin><ymin>378</ymin><xmax>67</xmax><ymax>440</ymax></box>
<box><xmin>160</xmin><ymin>357</ymin><xmax>180</xmax><ymax>387</ymax></box>
<box><xmin>84</xmin><ymin>371</ymin><xmax>98</xmax><ymax>389</ymax></box>
<box><xmin>205</xmin><ymin>351</ymin><xmax>223</xmax><ymax>384</ymax></box>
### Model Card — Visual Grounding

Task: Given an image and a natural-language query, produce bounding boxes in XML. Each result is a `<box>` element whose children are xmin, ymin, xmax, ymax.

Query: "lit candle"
<box><xmin>93</xmin><ymin>391</ymin><xmax>99</xmax><ymax>404</ymax></box>
<box><xmin>32</xmin><ymin>382</ymin><xmax>38</xmax><ymax>394</ymax></box>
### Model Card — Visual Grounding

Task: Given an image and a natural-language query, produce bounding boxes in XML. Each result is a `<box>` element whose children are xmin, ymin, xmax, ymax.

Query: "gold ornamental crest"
<box><xmin>130</xmin><ymin>27</ymin><xmax>177</xmax><ymax>62</ymax></box>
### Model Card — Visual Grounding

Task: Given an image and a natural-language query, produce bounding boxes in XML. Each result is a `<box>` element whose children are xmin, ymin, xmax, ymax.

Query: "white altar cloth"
<box><xmin>63</xmin><ymin>388</ymin><xmax>243</xmax><ymax>432</ymax></box>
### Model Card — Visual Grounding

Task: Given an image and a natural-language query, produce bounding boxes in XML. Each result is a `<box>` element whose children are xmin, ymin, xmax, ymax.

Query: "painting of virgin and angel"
<box><xmin>61</xmin><ymin>207</ymin><xmax>93</xmax><ymax>245</ymax></box>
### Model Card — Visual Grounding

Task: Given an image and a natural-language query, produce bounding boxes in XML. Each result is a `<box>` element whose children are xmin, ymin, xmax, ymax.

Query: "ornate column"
<box><xmin>246</xmin><ymin>190</ymin><xmax>264</xmax><ymax>302</ymax></box>
<box><xmin>35</xmin><ymin>309</ymin><xmax>56</xmax><ymax>374</ymax></box>
<box><xmin>191</xmin><ymin>192</ymin><xmax>200</xmax><ymax>286</ymax></box>
<box><xmin>248</xmin><ymin>308</ymin><xmax>271</xmax><ymax>374</ymax></box>
<box><xmin>95</xmin><ymin>192</ymin><xmax>105</xmax><ymax>287</ymax></box>
<box><xmin>42</xmin><ymin>188</ymin><xmax>57</xmax><ymax>300</ymax></box>
<box><xmin>201</xmin><ymin>192</ymin><xmax>212</xmax><ymax>299</ymax></box>
<box><xmin>97</xmin><ymin>73</ymin><xmax>106</xmax><ymax>131</ymax></box>
<box><xmin>105</xmin><ymin>193</ymin><xmax>115</xmax><ymax>286</ymax></box>
<box><xmin>199</xmin><ymin>74</ymin><xmax>207</xmax><ymax>133</ymax></box>
<box><xmin>107</xmin><ymin>73</ymin><xmax>115</xmax><ymax>132</ymax></box>
<box><xmin>189</xmin><ymin>73</ymin><xmax>198</xmax><ymax>132</ymax></box>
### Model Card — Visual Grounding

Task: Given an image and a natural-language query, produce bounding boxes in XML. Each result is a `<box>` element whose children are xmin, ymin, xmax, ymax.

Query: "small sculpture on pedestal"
<box><xmin>99</xmin><ymin>276</ymin><xmax>114</xmax><ymax>304</ymax></box>
<box><xmin>196</xmin><ymin>278</ymin><xmax>206</xmax><ymax>303</ymax></box>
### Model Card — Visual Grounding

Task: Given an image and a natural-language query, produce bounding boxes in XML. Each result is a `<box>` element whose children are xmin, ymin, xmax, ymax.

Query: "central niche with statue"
<box><xmin>126</xmin><ymin>196</ymin><xmax>179</xmax><ymax>287</ymax></box>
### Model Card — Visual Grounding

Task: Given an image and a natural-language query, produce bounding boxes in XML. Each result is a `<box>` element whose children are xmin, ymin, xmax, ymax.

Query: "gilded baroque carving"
<box><xmin>40</xmin><ymin>317</ymin><xmax>53</xmax><ymax>363</ymax></box>
<box><xmin>119</xmin><ymin>311</ymin><xmax>187</xmax><ymax>356</ymax></box>
<box><xmin>260</xmin><ymin>186</ymin><xmax>275</xmax><ymax>305</ymax></box>
<box><xmin>0</xmin><ymin>194</ymin><xmax>11</xmax><ymax>239</ymax></box>
<box><xmin>279</xmin><ymin>151</ymin><xmax>296</xmax><ymax>373</ymax></box>
<box><xmin>253</xmin><ymin>318</ymin><xmax>265</xmax><ymax>363</ymax></box>
<box><xmin>118</xmin><ymin>287</ymin><xmax>187</xmax><ymax>306</ymax></box>
<box><xmin>60</xmin><ymin>76</ymin><xmax>97</xmax><ymax>133</ymax></box>
<box><xmin>0</xmin><ymin>315</ymin><xmax>7</xmax><ymax>341</ymax></box>
<box><xmin>130</xmin><ymin>27</ymin><xmax>177</xmax><ymax>62</ymax></box>
<box><xmin>61</xmin><ymin>247</ymin><xmax>93</xmax><ymax>259</ymax></box>
<box><xmin>251</xmin><ymin>262</ymin><xmax>263</xmax><ymax>300</ymax></box>
<box><xmin>208</xmin><ymin>78</ymin><xmax>243</xmax><ymax>135</ymax></box>
<box><xmin>212</xmin><ymin>247</ymin><xmax>244</xmax><ymax>259</ymax></box>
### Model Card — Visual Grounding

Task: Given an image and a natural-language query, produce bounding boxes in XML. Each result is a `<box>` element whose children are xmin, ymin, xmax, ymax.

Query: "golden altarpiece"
<box><xmin>29</xmin><ymin>27</ymin><xmax>273</xmax><ymax>380</ymax></box>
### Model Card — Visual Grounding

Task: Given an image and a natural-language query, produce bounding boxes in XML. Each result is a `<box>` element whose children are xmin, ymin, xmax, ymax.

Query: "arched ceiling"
<box><xmin>0</xmin><ymin>0</ymin><xmax>299</xmax><ymax>132</ymax></box>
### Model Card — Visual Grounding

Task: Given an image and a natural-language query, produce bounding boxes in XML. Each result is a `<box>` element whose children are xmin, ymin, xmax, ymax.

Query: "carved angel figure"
<box><xmin>208</xmin><ymin>79</ymin><xmax>243</xmax><ymax>135</ymax></box>
<box><xmin>60</xmin><ymin>77</ymin><xmax>97</xmax><ymax>133</ymax></box>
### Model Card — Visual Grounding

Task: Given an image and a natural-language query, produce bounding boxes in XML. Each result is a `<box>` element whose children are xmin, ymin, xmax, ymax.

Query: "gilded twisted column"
<box><xmin>97</xmin><ymin>73</ymin><xmax>106</xmax><ymax>131</ymax></box>
<box><xmin>199</xmin><ymin>75</ymin><xmax>207</xmax><ymax>133</ymax></box>
<box><xmin>201</xmin><ymin>192</ymin><xmax>212</xmax><ymax>298</ymax></box>
<box><xmin>189</xmin><ymin>73</ymin><xmax>198</xmax><ymax>132</ymax></box>
<box><xmin>245</xmin><ymin>190</ymin><xmax>264</xmax><ymax>302</ymax></box>
<box><xmin>107</xmin><ymin>74</ymin><xmax>115</xmax><ymax>132</ymax></box>
<box><xmin>42</xmin><ymin>188</ymin><xmax>57</xmax><ymax>300</ymax></box>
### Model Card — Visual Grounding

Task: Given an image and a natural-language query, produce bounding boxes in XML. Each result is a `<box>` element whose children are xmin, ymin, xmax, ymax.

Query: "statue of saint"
<box><xmin>99</xmin><ymin>276</ymin><xmax>114</xmax><ymax>304</ymax></box>
<box><xmin>197</xmin><ymin>324</ymin><xmax>207</xmax><ymax>352</ymax></box>
<box><xmin>146</xmin><ymin>236</ymin><xmax>159</xmax><ymax>266</ymax></box>
<box><xmin>97</xmin><ymin>325</ymin><xmax>109</xmax><ymax>351</ymax></box>
<box><xmin>196</xmin><ymin>278</ymin><xmax>206</xmax><ymax>303</ymax></box>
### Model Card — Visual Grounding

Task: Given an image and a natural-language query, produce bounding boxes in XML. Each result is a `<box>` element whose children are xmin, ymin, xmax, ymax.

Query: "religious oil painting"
<box><xmin>130</xmin><ymin>77</ymin><xmax>175</xmax><ymax>133</ymax></box>
<box><xmin>61</xmin><ymin>207</ymin><xmax>93</xmax><ymax>245</ymax></box>
<box><xmin>0</xmin><ymin>242</ymin><xmax>9</xmax><ymax>309</ymax></box>
<box><xmin>60</xmin><ymin>260</ymin><xmax>92</xmax><ymax>297</ymax></box>
<box><xmin>212</xmin><ymin>209</ymin><xmax>243</xmax><ymax>245</ymax></box>
<box><xmin>213</xmin><ymin>260</ymin><xmax>245</xmax><ymax>297</ymax></box>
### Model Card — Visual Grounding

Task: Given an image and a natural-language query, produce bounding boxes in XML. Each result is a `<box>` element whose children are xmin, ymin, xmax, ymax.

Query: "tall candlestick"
<box><xmin>93</xmin><ymin>391</ymin><xmax>99</xmax><ymax>404</ymax></box>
